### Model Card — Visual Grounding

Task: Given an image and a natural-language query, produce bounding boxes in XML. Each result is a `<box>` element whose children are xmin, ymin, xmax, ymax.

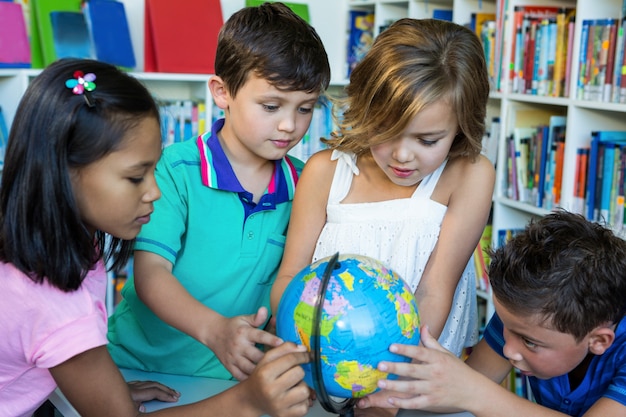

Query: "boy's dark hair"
<box><xmin>214</xmin><ymin>2</ymin><xmax>330</xmax><ymax>97</ymax></box>
<box><xmin>489</xmin><ymin>210</ymin><xmax>626</xmax><ymax>341</ymax></box>
<box><xmin>0</xmin><ymin>58</ymin><xmax>160</xmax><ymax>292</ymax></box>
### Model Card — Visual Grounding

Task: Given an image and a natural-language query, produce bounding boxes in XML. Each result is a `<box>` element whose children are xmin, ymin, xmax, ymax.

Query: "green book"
<box><xmin>244</xmin><ymin>0</ymin><xmax>309</xmax><ymax>23</ymax></box>
<box><xmin>30</xmin><ymin>0</ymin><xmax>83</xmax><ymax>68</ymax></box>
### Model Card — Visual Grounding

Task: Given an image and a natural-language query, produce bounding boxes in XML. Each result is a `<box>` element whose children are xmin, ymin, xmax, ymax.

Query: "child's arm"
<box><xmin>270</xmin><ymin>150</ymin><xmax>336</xmax><ymax>314</ymax></box>
<box><xmin>50</xmin><ymin>343</ymin><xmax>312</xmax><ymax>417</ymax></box>
<box><xmin>414</xmin><ymin>155</ymin><xmax>495</xmax><ymax>341</ymax></box>
<box><xmin>133</xmin><ymin>250</ymin><xmax>282</xmax><ymax>381</ymax></box>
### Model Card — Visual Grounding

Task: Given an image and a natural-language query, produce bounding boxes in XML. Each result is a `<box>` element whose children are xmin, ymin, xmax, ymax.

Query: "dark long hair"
<box><xmin>0</xmin><ymin>59</ymin><xmax>160</xmax><ymax>291</ymax></box>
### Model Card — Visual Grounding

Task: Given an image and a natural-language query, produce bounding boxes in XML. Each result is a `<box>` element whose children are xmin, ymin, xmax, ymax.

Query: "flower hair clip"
<box><xmin>65</xmin><ymin>70</ymin><xmax>97</xmax><ymax>108</ymax></box>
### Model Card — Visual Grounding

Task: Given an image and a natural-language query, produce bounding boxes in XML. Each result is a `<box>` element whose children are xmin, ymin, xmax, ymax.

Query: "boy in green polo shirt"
<box><xmin>107</xmin><ymin>2</ymin><xmax>331</xmax><ymax>382</ymax></box>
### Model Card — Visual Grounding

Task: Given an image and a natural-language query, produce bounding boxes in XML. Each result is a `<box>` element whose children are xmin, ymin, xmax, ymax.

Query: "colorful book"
<box><xmin>0</xmin><ymin>1</ymin><xmax>31</xmax><ymax>68</ymax></box>
<box><xmin>346</xmin><ymin>10</ymin><xmax>375</xmax><ymax>78</ymax></box>
<box><xmin>574</xmin><ymin>147</ymin><xmax>589</xmax><ymax>215</ymax></box>
<box><xmin>144</xmin><ymin>0</ymin><xmax>223</xmax><ymax>73</ymax></box>
<box><xmin>30</xmin><ymin>0</ymin><xmax>83</xmax><ymax>67</ymax></box>
<box><xmin>552</xmin><ymin>127</ymin><xmax>566</xmax><ymax>207</ymax></box>
<box><xmin>513</xmin><ymin>127</ymin><xmax>535</xmax><ymax>203</ymax></box>
<box><xmin>564</xmin><ymin>13</ymin><xmax>576</xmax><ymax>98</ymax></box>
<box><xmin>82</xmin><ymin>0</ymin><xmax>136</xmax><ymax>68</ymax></box>
<box><xmin>612</xmin><ymin>20</ymin><xmax>626</xmax><ymax>103</ymax></box>
<box><xmin>577</xmin><ymin>19</ymin><xmax>592</xmax><ymax>100</ymax></box>
<box><xmin>542</xmin><ymin>116</ymin><xmax>566</xmax><ymax>208</ymax></box>
<box><xmin>49</xmin><ymin>11</ymin><xmax>93</xmax><ymax>60</ymax></box>
<box><xmin>586</xmin><ymin>131</ymin><xmax>626</xmax><ymax>220</ymax></box>
<box><xmin>551</xmin><ymin>8</ymin><xmax>566</xmax><ymax>96</ymax></box>
<box><xmin>602</xmin><ymin>19</ymin><xmax>618</xmax><ymax>102</ymax></box>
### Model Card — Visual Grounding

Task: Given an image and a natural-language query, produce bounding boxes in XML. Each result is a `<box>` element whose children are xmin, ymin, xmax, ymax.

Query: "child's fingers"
<box><xmin>127</xmin><ymin>380</ymin><xmax>181</xmax><ymax>403</ymax></box>
<box><xmin>419</xmin><ymin>325</ymin><xmax>447</xmax><ymax>352</ymax></box>
<box><xmin>260</xmin><ymin>342</ymin><xmax>308</xmax><ymax>364</ymax></box>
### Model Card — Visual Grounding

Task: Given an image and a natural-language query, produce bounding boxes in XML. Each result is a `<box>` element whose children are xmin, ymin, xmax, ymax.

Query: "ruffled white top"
<box><xmin>312</xmin><ymin>150</ymin><xmax>478</xmax><ymax>356</ymax></box>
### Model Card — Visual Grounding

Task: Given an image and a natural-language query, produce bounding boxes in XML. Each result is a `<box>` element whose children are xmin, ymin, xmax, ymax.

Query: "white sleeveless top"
<box><xmin>313</xmin><ymin>150</ymin><xmax>478</xmax><ymax>356</ymax></box>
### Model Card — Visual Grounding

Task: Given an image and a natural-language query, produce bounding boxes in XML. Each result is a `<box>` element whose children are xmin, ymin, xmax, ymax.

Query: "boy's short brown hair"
<box><xmin>215</xmin><ymin>2</ymin><xmax>331</xmax><ymax>97</ymax></box>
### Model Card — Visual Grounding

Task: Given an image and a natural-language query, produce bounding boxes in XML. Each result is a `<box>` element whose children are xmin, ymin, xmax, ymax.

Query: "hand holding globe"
<box><xmin>276</xmin><ymin>253</ymin><xmax>421</xmax><ymax>416</ymax></box>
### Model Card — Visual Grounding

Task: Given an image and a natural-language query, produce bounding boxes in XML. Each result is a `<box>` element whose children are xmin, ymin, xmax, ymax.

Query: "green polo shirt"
<box><xmin>107</xmin><ymin>119</ymin><xmax>303</xmax><ymax>379</ymax></box>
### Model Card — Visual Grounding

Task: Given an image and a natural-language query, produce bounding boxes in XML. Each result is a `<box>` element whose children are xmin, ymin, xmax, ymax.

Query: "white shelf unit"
<box><xmin>0</xmin><ymin>70</ymin><xmax>212</xmax><ymax>130</ymax></box>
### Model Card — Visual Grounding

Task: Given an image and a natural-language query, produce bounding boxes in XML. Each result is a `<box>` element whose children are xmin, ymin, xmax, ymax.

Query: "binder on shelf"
<box><xmin>144</xmin><ymin>0</ymin><xmax>223</xmax><ymax>74</ymax></box>
<box><xmin>82</xmin><ymin>0</ymin><xmax>136</xmax><ymax>69</ymax></box>
<box><xmin>585</xmin><ymin>131</ymin><xmax>626</xmax><ymax>221</ymax></box>
<box><xmin>432</xmin><ymin>9</ymin><xmax>453</xmax><ymax>22</ymax></box>
<box><xmin>245</xmin><ymin>0</ymin><xmax>310</xmax><ymax>22</ymax></box>
<box><xmin>346</xmin><ymin>9</ymin><xmax>375</xmax><ymax>78</ymax></box>
<box><xmin>0</xmin><ymin>1</ymin><xmax>31</xmax><ymax>68</ymax></box>
<box><xmin>30</xmin><ymin>0</ymin><xmax>83</xmax><ymax>67</ymax></box>
<box><xmin>50</xmin><ymin>11</ymin><xmax>93</xmax><ymax>60</ymax></box>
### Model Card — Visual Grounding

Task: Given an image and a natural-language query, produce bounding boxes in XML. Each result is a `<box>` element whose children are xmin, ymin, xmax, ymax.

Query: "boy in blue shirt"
<box><xmin>358</xmin><ymin>210</ymin><xmax>626</xmax><ymax>417</ymax></box>
<box><xmin>107</xmin><ymin>2</ymin><xmax>331</xmax><ymax>381</ymax></box>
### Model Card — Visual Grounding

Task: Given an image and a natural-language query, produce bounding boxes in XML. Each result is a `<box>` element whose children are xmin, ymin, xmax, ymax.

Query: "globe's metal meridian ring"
<box><xmin>311</xmin><ymin>252</ymin><xmax>357</xmax><ymax>416</ymax></box>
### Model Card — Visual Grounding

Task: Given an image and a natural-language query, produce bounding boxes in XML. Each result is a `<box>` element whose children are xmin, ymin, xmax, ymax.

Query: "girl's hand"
<box><xmin>127</xmin><ymin>380</ymin><xmax>180</xmax><ymax>410</ymax></box>
<box><xmin>211</xmin><ymin>306</ymin><xmax>284</xmax><ymax>380</ymax></box>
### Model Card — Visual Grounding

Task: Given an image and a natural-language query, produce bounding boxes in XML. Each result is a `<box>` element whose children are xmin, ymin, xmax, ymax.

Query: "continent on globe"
<box><xmin>276</xmin><ymin>253</ymin><xmax>421</xmax><ymax>399</ymax></box>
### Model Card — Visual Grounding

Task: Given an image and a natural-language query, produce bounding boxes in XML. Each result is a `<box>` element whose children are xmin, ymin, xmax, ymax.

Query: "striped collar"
<box><xmin>197</xmin><ymin>119</ymin><xmax>298</xmax><ymax>204</ymax></box>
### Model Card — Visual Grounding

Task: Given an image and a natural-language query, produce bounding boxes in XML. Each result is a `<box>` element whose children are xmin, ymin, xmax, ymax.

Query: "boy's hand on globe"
<box><xmin>210</xmin><ymin>306</ymin><xmax>283</xmax><ymax>381</ymax></box>
<box><xmin>358</xmin><ymin>325</ymin><xmax>471</xmax><ymax>412</ymax></box>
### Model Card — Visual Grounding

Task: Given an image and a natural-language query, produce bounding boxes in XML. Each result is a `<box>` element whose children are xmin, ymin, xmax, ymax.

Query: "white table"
<box><xmin>48</xmin><ymin>368</ymin><xmax>474</xmax><ymax>417</ymax></box>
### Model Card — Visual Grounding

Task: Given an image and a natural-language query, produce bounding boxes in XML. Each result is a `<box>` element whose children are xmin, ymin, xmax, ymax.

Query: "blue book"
<box><xmin>600</xmin><ymin>142</ymin><xmax>617</xmax><ymax>221</ymax></box>
<box><xmin>82</xmin><ymin>0</ymin><xmax>136</xmax><ymax>68</ymax></box>
<box><xmin>432</xmin><ymin>9</ymin><xmax>453</xmax><ymax>21</ymax></box>
<box><xmin>0</xmin><ymin>106</ymin><xmax>8</xmax><ymax>169</ymax></box>
<box><xmin>346</xmin><ymin>10</ymin><xmax>375</xmax><ymax>78</ymax></box>
<box><xmin>578</xmin><ymin>20</ymin><xmax>592</xmax><ymax>100</ymax></box>
<box><xmin>586</xmin><ymin>131</ymin><xmax>626</xmax><ymax>220</ymax></box>
<box><xmin>50</xmin><ymin>11</ymin><xmax>94</xmax><ymax>60</ymax></box>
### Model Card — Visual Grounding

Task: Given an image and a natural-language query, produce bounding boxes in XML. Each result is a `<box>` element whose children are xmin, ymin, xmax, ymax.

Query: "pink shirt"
<box><xmin>0</xmin><ymin>261</ymin><xmax>108</xmax><ymax>417</ymax></box>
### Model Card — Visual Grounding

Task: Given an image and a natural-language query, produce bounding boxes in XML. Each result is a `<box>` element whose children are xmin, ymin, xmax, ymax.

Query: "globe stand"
<box><xmin>311</xmin><ymin>252</ymin><xmax>358</xmax><ymax>417</ymax></box>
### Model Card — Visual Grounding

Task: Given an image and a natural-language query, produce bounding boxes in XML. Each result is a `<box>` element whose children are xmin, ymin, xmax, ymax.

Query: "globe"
<box><xmin>276</xmin><ymin>253</ymin><xmax>421</xmax><ymax>408</ymax></box>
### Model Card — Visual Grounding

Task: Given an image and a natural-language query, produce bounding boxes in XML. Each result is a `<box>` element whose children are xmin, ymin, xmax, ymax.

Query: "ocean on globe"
<box><xmin>276</xmin><ymin>253</ymin><xmax>421</xmax><ymax>399</ymax></box>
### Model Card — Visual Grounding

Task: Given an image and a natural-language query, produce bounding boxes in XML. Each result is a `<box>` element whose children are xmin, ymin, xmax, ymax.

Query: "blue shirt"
<box><xmin>107</xmin><ymin>119</ymin><xmax>304</xmax><ymax>379</ymax></box>
<box><xmin>484</xmin><ymin>313</ymin><xmax>626</xmax><ymax>416</ymax></box>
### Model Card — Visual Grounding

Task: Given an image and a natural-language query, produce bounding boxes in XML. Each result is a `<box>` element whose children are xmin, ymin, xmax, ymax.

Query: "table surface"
<box><xmin>48</xmin><ymin>368</ymin><xmax>474</xmax><ymax>417</ymax></box>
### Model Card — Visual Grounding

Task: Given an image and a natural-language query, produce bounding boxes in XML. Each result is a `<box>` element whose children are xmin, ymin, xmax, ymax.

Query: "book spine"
<box><xmin>603</xmin><ymin>19</ymin><xmax>618</xmax><ymax>102</ymax></box>
<box><xmin>564</xmin><ymin>15</ymin><xmax>576</xmax><ymax>98</ymax></box>
<box><xmin>552</xmin><ymin>8</ymin><xmax>567</xmax><ymax>97</ymax></box>
<box><xmin>578</xmin><ymin>20</ymin><xmax>592</xmax><ymax>100</ymax></box>
<box><xmin>612</xmin><ymin>20</ymin><xmax>625</xmax><ymax>103</ymax></box>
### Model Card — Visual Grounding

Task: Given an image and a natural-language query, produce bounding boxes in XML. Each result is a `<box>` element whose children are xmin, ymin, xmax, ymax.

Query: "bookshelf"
<box><xmin>492</xmin><ymin>0</ymin><xmax>626</xmax><ymax>237</ymax></box>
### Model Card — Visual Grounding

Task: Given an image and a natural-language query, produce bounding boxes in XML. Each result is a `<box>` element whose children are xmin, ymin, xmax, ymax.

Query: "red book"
<box><xmin>144</xmin><ymin>0</ymin><xmax>223</xmax><ymax>73</ymax></box>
